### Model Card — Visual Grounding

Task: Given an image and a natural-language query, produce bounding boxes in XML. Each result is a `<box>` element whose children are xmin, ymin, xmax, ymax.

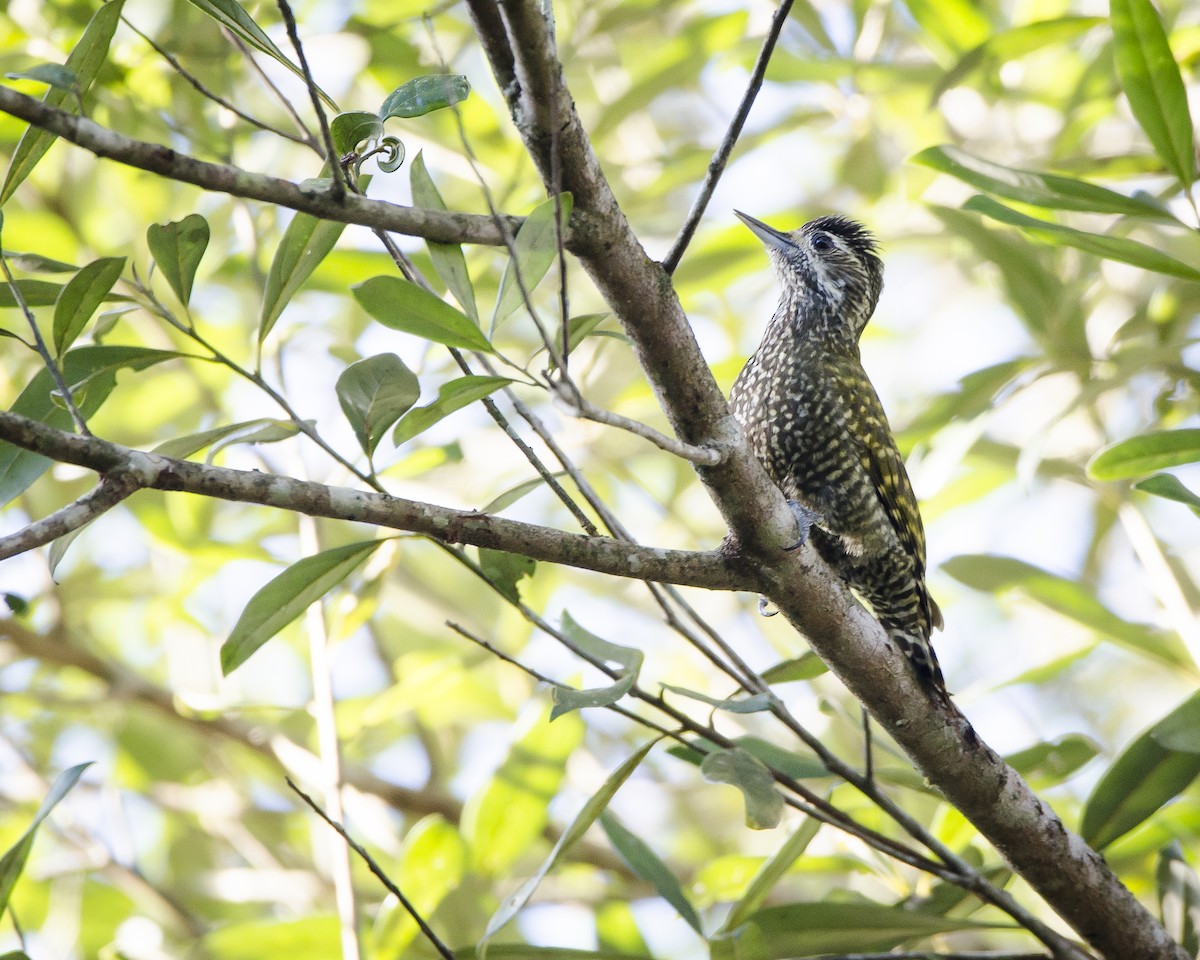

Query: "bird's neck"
<box><xmin>769</xmin><ymin>297</ymin><xmax>861</xmax><ymax>355</ymax></box>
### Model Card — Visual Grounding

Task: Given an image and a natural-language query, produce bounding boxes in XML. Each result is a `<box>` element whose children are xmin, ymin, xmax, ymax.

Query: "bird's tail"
<box><xmin>884</xmin><ymin>622</ymin><xmax>949</xmax><ymax>704</ymax></box>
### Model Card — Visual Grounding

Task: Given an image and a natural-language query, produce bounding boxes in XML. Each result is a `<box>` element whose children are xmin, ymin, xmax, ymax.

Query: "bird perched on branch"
<box><xmin>729</xmin><ymin>211</ymin><xmax>947</xmax><ymax>701</ymax></box>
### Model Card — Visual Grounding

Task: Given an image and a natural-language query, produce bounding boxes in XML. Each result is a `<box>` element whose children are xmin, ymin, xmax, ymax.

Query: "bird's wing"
<box><xmin>843</xmin><ymin>371</ymin><xmax>942</xmax><ymax>631</ymax></box>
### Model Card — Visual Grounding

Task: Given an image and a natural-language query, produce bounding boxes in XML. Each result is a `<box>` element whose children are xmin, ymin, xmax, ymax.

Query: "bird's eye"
<box><xmin>810</xmin><ymin>233</ymin><xmax>833</xmax><ymax>253</ymax></box>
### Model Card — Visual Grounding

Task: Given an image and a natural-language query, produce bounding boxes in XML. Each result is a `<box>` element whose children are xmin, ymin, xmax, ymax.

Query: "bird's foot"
<box><xmin>782</xmin><ymin>500</ymin><xmax>818</xmax><ymax>552</ymax></box>
<box><xmin>757</xmin><ymin>596</ymin><xmax>779</xmax><ymax>617</ymax></box>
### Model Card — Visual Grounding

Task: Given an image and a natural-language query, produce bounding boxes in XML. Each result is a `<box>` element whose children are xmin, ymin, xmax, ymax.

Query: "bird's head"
<box><xmin>736</xmin><ymin>211</ymin><xmax>884</xmax><ymax>341</ymax></box>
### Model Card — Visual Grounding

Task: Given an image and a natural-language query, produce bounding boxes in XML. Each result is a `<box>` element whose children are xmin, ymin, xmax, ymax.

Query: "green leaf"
<box><xmin>479</xmin><ymin>737</ymin><xmax>659</xmax><ymax>956</ymax></box>
<box><xmin>701</xmin><ymin>747</ymin><xmax>783</xmax><ymax>830</ymax></box>
<box><xmin>462</xmin><ymin>706</ymin><xmax>584</xmax><ymax>877</ymax></box>
<box><xmin>336</xmin><ymin>353</ymin><xmax>419</xmax><ymax>458</ymax></box>
<box><xmin>354</xmin><ymin>276</ymin><xmax>492</xmax><ymax>353</ymax></box>
<box><xmin>152</xmin><ymin>418</ymin><xmax>299</xmax><ymax>460</ymax></box>
<box><xmin>220</xmin><ymin>540</ymin><xmax>384</xmax><ymax>675</ymax></box>
<box><xmin>1081</xmin><ymin>692</ymin><xmax>1200</xmax><ymax>849</ymax></box>
<box><xmin>735</xmin><ymin>736</ymin><xmax>828</xmax><ymax>780</ymax></box>
<box><xmin>599</xmin><ymin>812</ymin><xmax>702</xmax><ymax>934</ymax></box>
<box><xmin>0</xmin><ymin>763</ymin><xmax>92</xmax><ymax>915</ymax></box>
<box><xmin>379</xmin><ymin>74</ymin><xmax>471</xmax><ymax>119</ymax></box>
<box><xmin>391</xmin><ymin>375</ymin><xmax>510</xmax><ymax>446</ymax></box>
<box><xmin>260</xmin><ymin>180</ymin><xmax>370</xmax><ymax>343</ymax></box>
<box><xmin>760</xmin><ymin>652</ymin><xmax>829</xmax><ymax>683</ymax></box>
<box><xmin>913</xmin><ymin>145</ymin><xmax>1174</xmax><ymax>219</ymax></box>
<box><xmin>480</xmin><ymin>473</ymin><xmax>567</xmax><ymax>513</ymax></box>
<box><xmin>0</xmin><ymin>280</ymin><xmax>77</xmax><ymax>307</ymax></box>
<box><xmin>4</xmin><ymin>252</ymin><xmax>77</xmax><ymax>273</ymax></box>
<box><xmin>902</xmin><ymin>0</ymin><xmax>992</xmax><ymax>55</ymax></box>
<box><xmin>661</xmin><ymin>684</ymin><xmax>773</xmax><ymax>713</ymax></box>
<box><xmin>330</xmin><ymin>112</ymin><xmax>383</xmax><ymax>155</ymax></box>
<box><xmin>206</xmin><ymin>420</ymin><xmax>302</xmax><ymax>463</ymax></box>
<box><xmin>935</xmin><ymin>17</ymin><xmax>1105</xmax><ymax>97</ymax></box>
<box><xmin>1158</xmin><ymin>841</ymin><xmax>1200</xmax><ymax>956</ymax></box>
<box><xmin>1089</xmin><ymin>429</ymin><xmax>1200</xmax><ymax>479</ymax></box>
<box><xmin>964</xmin><ymin>196</ymin><xmax>1200</xmax><ymax>281</ymax></box>
<box><xmin>493</xmin><ymin>194</ymin><xmax>574</xmax><ymax>330</ymax></box>
<box><xmin>1134</xmin><ymin>474</ymin><xmax>1200</xmax><ymax>515</ymax></box>
<box><xmin>146</xmin><ymin>215</ymin><xmax>210</xmax><ymax>308</ymax></box>
<box><xmin>52</xmin><ymin>256</ymin><xmax>125</xmax><ymax>356</ymax></box>
<box><xmin>410</xmin><ymin>152</ymin><xmax>479</xmax><ymax>324</ymax></box>
<box><xmin>711</xmin><ymin>900</ymin><xmax>1006</xmax><ymax>959</ymax></box>
<box><xmin>550</xmin><ymin>611</ymin><xmax>645</xmax><ymax>719</ymax></box>
<box><xmin>182</xmin><ymin>0</ymin><xmax>336</xmax><ymax>108</ymax></box>
<box><xmin>1111</xmin><ymin>0</ymin><xmax>1197</xmax><ymax>185</ymax></box>
<box><xmin>6</xmin><ymin>64</ymin><xmax>79</xmax><ymax>93</ymax></box>
<box><xmin>941</xmin><ymin>553</ymin><xmax>1190</xmax><ymax>668</ymax></box>
<box><xmin>0</xmin><ymin>0</ymin><xmax>125</xmax><ymax>205</ymax></box>
<box><xmin>0</xmin><ymin>346</ymin><xmax>183</xmax><ymax>506</ymax></box>
<box><xmin>547</xmin><ymin>313</ymin><xmax>613</xmax><ymax>368</ymax></box>
<box><xmin>1004</xmin><ymin>734</ymin><xmax>1100</xmax><ymax>785</ymax></box>
<box><xmin>200</xmin><ymin>916</ymin><xmax>340</xmax><ymax>959</ymax></box>
<box><xmin>720</xmin><ymin>816</ymin><xmax>822</xmax><ymax>934</ymax></box>
<box><xmin>478</xmin><ymin>548</ymin><xmax>536</xmax><ymax>604</ymax></box>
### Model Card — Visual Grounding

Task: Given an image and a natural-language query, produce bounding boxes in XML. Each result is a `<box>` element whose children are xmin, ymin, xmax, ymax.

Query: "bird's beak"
<box><xmin>734</xmin><ymin>210</ymin><xmax>794</xmax><ymax>254</ymax></box>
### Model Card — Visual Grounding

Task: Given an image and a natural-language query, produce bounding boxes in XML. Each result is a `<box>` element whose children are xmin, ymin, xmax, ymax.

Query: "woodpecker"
<box><xmin>729</xmin><ymin>211</ymin><xmax>947</xmax><ymax>700</ymax></box>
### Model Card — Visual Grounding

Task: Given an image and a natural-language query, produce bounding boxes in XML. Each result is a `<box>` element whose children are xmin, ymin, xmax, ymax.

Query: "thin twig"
<box><xmin>286</xmin><ymin>778</ymin><xmax>456</xmax><ymax>960</ymax></box>
<box><xmin>453</xmin><ymin>352</ymin><xmax>601</xmax><ymax>535</ymax></box>
<box><xmin>122</xmin><ymin>15</ymin><xmax>311</xmax><ymax>146</ymax></box>
<box><xmin>661</xmin><ymin>0</ymin><xmax>795</xmax><ymax>274</ymax></box>
<box><xmin>276</xmin><ymin>0</ymin><xmax>346</xmax><ymax>196</ymax></box>
<box><xmin>551</xmin><ymin>380</ymin><xmax>726</xmax><ymax>466</ymax></box>
<box><xmin>423</xmin><ymin>16</ymin><xmax>567</xmax><ymax>373</ymax></box>
<box><xmin>224</xmin><ymin>29</ymin><xmax>317</xmax><ymax>146</ymax></box>
<box><xmin>0</xmin><ymin>251</ymin><xmax>91</xmax><ymax>435</ymax></box>
<box><xmin>438</xmin><ymin>544</ymin><xmax>948</xmax><ymax>877</ymax></box>
<box><xmin>539</xmin><ymin>0</ymin><xmax>572</xmax><ymax>374</ymax></box>
<box><xmin>130</xmin><ymin>279</ymin><xmax>382</xmax><ymax>490</ymax></box>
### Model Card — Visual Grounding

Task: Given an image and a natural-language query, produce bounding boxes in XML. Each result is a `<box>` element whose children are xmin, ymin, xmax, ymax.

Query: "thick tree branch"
<box><xmin>0</xmin><ymin>411</ymin><xmax>751</xmax><ymax>591</ymax></box>
<box><xmin>0</xmin><ymin>85</ymin><xmax>519</xmax><ymax>246</ymax></box>
<box><xmin>466</xmin><ymin>3</ymin><xmax>1185</xmax><ymax>958</ymax></box>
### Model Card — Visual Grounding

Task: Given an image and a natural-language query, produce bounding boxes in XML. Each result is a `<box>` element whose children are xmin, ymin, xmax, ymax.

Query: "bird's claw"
<box><xmin>757</xmin><ymin>596</ymin><xmax>779</xmax><ymax>617</ymax></box>
<box><xmin>782</xmin><ymin>500</ymin><xmax>818</xmax><ymax>552</ymax></box>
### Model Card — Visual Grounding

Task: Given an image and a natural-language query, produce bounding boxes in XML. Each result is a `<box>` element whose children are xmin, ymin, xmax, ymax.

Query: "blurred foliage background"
<box><xmin>2</xmin><ymin>0</ymin><xmax>1200</xmax><ymax>956</ymax></box>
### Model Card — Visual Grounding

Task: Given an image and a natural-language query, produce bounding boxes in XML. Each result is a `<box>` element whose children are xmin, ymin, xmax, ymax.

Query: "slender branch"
<box><xmin>0</xmin><ymin>471</ymin><xmax>140</xmax><ymax>560</ymax></box>
<box><xmin>121</xmin><ymin>15</ymin><xmax>311</xmax><ymax>146</ymax></box>
<box><xmin>661</xmin><ymin>0</ymin><xmax>795</xmax><ymax>274</ymax></box>
<box><xmin>0</xmin><ymin>85</ymin><xmax>520</xmax><ymax>246</ymax></box>
<box><xmin>287</xmin><ymin>778</ymin><xmax>456</xmax><ymax>960</ymax></box>
<box><xmin>0</xmin><ymin>250</ymin><xmax>90</xmax><ymax>435</ymax></box>
<box><xmin>224</xmin><ymin>29</ymin><xmax>317</xmax><ymax>145</ymax></box>
<box><xmin>275</xmin><ymin>0</ymin><xmax>346</xmax><ymax>196</ymax></box>
<box><xmin>0</xmin><ymin>411</ymin><xmax>752</xmax><ymax>591</ymax></box>
<box><xmin>551</xmin><ymin>380</ymin><xmax>726</xmax><ymax>466</ymax></box>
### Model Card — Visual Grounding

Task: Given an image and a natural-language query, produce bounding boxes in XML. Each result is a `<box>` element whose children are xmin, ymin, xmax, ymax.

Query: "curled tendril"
<box><xmin>375</xmin><ymin>136</ymin><xmax>406</xmax><ymax>172</ymax></box>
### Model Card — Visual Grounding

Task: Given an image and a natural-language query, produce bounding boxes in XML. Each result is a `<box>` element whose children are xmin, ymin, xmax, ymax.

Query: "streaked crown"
<box><xmin>736</xmin><ymin>211</ymin><xmax>884</xmax><ymax>341</ymax></box>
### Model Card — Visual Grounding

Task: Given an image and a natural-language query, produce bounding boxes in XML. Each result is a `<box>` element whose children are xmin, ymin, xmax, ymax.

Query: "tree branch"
<box><xmin>465</xmin><ymin>3</ymin><xmax>1185</xmax><ymax>957</ymax></box>
<box><xmin>0</xmin><ymin>411</ymin><xmax>751</xmax><ymax>591</ymax></box>
<box><xmin>661</xmin><ymin>0</ymin><xmax>795</xmax><ymax>274</ymax></box>
<box><xmin>0</xmin><ymin>85</ymin><xmax>519</xmax><ymax>246</ymax></box>
<box><xmin>0</xmin><ymin>471</ymin><xmax>140</xmax><ymax>560</ymax></box>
